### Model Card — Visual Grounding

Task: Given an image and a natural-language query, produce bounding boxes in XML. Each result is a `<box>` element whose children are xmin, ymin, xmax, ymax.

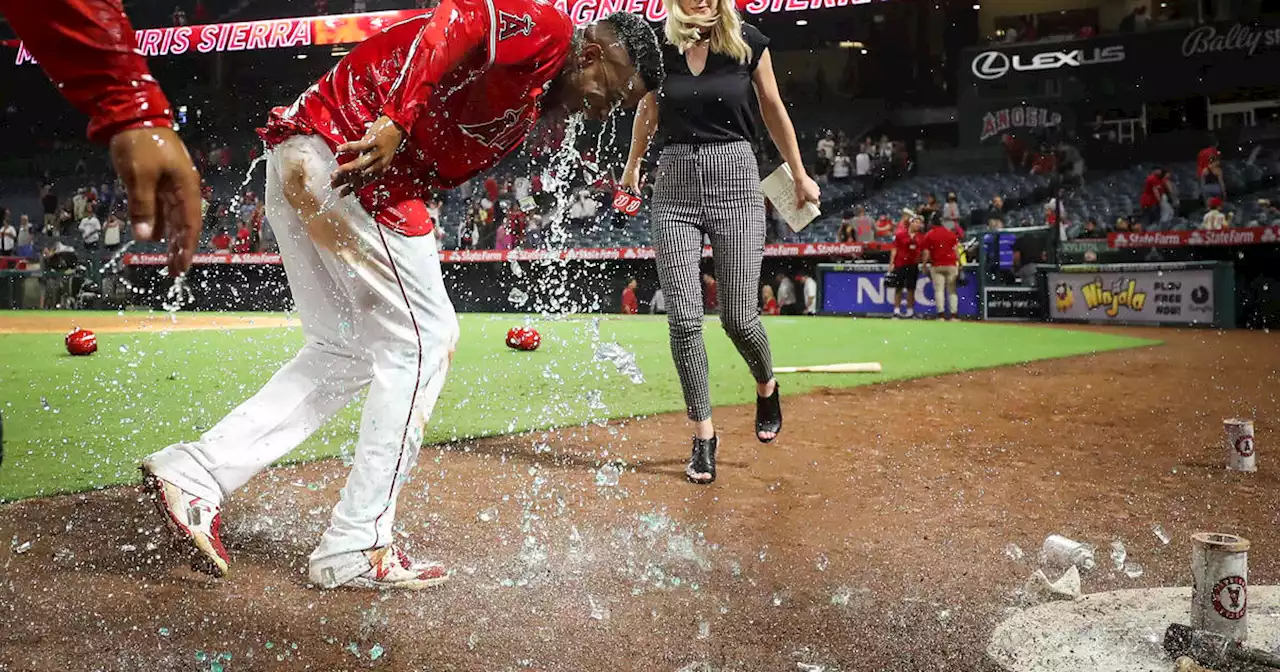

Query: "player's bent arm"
<box><xmin>622</xmin><ymin>91</ymin><xmax>659</xmax><ymax>188</ymax></box>
<box><xmin>0</xmin><ymin>0</ymin><xmax>173</xmax><ymax>142</ymax></box>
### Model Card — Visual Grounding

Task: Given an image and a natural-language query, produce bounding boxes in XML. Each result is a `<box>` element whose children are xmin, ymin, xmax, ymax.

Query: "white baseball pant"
<box><xmin>145</xmin><ymin>134</ymin><xmax>459</xmax><ymax>587</ymax></box>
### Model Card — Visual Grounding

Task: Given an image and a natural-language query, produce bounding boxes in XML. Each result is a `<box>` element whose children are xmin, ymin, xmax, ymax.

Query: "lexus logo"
<box><xmin>972</xmin><ymin>51</ymin><xmax>1011</xmax><ymax>80</ymax></box>
<box><xmin>971</xmin><ymin>45</ymin><xmax>1126</xmax><ymax>80</ymax></box>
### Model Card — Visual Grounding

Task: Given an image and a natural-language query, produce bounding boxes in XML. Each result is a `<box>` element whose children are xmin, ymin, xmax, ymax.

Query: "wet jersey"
<box><xmin>259</xmin><ymin>0</ymin><xmax>575</xmax><ymax>235</ymax></box>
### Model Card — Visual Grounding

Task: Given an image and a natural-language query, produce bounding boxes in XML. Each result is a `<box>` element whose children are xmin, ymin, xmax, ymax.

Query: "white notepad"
<box><xmin>761</xmin><ymin>163</ymin><xmax>822</xmax><ymax>233</ymax></box>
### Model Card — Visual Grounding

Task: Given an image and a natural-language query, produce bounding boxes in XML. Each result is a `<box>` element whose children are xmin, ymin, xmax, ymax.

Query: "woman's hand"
<box><xmin>793</xmin><ymin>173</ymin><xmax>820</xmax><ymax>209</ymax></box>
<box><xmin>331</xmin><ymin>115</ymin><xmax>404</xmax><ymax>197</ymax></box>
<box><xmin>620</xmin><ymin>162</ymin><xmax>642</xmax><ymax>194</ymax></box>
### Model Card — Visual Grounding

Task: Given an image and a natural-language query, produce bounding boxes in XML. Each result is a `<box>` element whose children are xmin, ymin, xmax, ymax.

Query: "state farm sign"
<box><xmin>1109</xmin><ymin>226</ymin><xmax>1280</xmax><ymax>248</ymax></box>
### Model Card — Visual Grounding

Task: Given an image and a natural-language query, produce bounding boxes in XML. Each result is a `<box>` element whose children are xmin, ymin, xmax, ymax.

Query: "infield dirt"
<box><xmin>1</xmin><ymin>326</ymin><xmax>1277</xmax><ymax>671</ymax></box>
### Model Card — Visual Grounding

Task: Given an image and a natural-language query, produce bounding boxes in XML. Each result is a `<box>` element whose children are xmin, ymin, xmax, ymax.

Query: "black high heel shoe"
<box><xmin>685</xmin><ymin>435</ymin><xmax>717</xmax><ymax>484</ymax></box>
<box><xmin>756</xmin><ymin>382</ymin><xmax>782</xmax><ymax>443</ymax></box>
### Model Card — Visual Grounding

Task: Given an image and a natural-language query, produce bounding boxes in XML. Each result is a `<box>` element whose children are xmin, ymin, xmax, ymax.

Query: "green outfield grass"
<box><xmin>0</xmin><ymin>313</ymin><xmax>1158</xmax><ymax>501</ymax></box>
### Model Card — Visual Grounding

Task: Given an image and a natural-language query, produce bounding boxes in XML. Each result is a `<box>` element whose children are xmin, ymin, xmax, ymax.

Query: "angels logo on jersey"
<box><xmin>498</xmin><ymin>11</ymin><xmax>534</xmax><ymax>41</ymax></box>
<box><xmin>459</xmin><ymin>105</ymin><xmax>531</xmax><ymax>148</ymax></box>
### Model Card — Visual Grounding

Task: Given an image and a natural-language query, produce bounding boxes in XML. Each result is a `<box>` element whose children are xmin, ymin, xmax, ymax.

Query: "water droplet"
<box><xmin>158</xmin><ymin>627</ymin><xmax>170</xmax><ymax>637</ymax></box>
<box><xmin>508</xmin><ymin>287</ymin><xmax>529</xmax><ymax>307</ymax></box>
<box><xmin>478</xmin><ymin>507</ymin><xmax>498</xmax><ymax>523</ymax></box>
<box><xmin>588</xmin><ymin>595</ymin><xmax>610</xmax><ymax>621</ymax></box>
<box><xmin>595</xmin><ymin>464</ymin><xmax>621</xmax><ymax>487</ymax></box>
<box><xmin>369</xmin><ymin>644</ymin><xmax>385</xmax><ymax>661</ymax></box>
<box><xmin>1124</xmin><ymin>561</ymin><xmax>1145</xmax><ymax>579</ymax></box>
<box><xmin>1004</xmin><ymin>543</ymin><xmax>1024</xmax><ymax>561</ymax></box>
<box><xmin>815</xmin><ymin>553</ymin><xmax>829</xmax><ymax>571</ymax></box>
<box><xmin>697</xmin><ymin>620</ymin><xmax>710</xmax><ymax>639</ymax></box>
<box><xmin>1152</xmin><ymin>524</ymin><xmax>1171</xmax><ymax>545</ymax></box>
<box><xmin>1110</xmin><ymin>541</ymin><xmax>1127</xmax><ymax>571</ymax></box>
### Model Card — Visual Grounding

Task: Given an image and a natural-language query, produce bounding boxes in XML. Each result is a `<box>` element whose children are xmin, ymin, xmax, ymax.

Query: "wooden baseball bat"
<box><xmin>772</xmin><ymin>362</ymin><xmax>883</xmax><ymax>374</ymax></box>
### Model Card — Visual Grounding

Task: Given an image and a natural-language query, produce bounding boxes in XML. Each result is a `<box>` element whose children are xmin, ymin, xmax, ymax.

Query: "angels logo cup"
<box><xmin>1191</xmin><ymin>532</ymin><xmax>1249</xmax><ymax>643</ymax></box>
<box><xmin>1224</xmin><ymin>418</ymin><xmax>1256</xmax><ymax>472</ymax></box>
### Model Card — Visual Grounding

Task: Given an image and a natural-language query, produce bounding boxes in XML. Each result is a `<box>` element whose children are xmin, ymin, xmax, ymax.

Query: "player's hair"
<box><xmin>663</xmin><ymin>0</ymin><xmax>751</xmax><ymax>65</ymax></box>
<box><xmin>599</xmin><ymin>12</ymin><xmax>665</xmax><ymax>93</ymax></box>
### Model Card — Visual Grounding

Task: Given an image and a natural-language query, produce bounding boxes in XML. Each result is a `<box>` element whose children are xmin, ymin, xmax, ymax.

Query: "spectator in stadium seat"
<box><xmin>1197</xmin><ymin>139</ymin><xmax>1220</xmax><ymax>177</ymax></box>
<box><xmin>232</xmin><ymin>223</ymin><xmax>250</xmax><ymax>254</ymax></box>
<box><xmin>1081</xmin><ymin>219</ymin><xmax>1103</xmax><ymax>238</ymax></box>
<box><xmin>211</xmin><ymin>227</ymin><xmax>231</xmax><ymax>253</ymax></box>
<box><xmin>40</xmin><ymin>182</ymin><xmax>57</xmax><ymax>234</ymax></box>
<box><xmin>0</xmin><ymin>211</ymin><xmax>15</xmax><ymax>256</ymax></box>
<box><xmin>855</xmin><ymin>144</ymin><xmax>872</xmax><ymax>187</ymax></box>
<box><xmin>494</xmin><ymin>219</ymin><xmax>513</xmax><ymax>251</ymax></box>
<box><xmin>102</xmin><ymin>212</ymin><xmax>123</xmax><ymax>252</ymax></box>
<box><xmin>1012</xmin><ymin>231</ymin><xmax>1046</xmax><ymax>286</ymax></box>
<box><xmin>15</xmin><ymin>215</ymin><xmax>34</xmax><ymax>258</ymax></box>
<box><xmin>941</xmin><ymin>192</ymin><xmax>961</xmax><ymax>230</ymax></box>
<box><xmin>57</xmin><ymin>207</ymin><xmax>75</xmax><ymax>238</ymax></box>
<box><xmin>621</xmin><ymin>277</ymin><xmax>639</xmax><ymax>314</ymax></box>
<box><xmin>1114</xmin><ymin>216</ymin><xmax>1131</xmax><ymax>233</ymax></box>
<box><xmin>797</xmin><ymin>271</ymin><xmax>817</xmax><ymax>315</ymax></box>
<box><xmin>1002</xmin><ymin>134</ymin><xmax>1029</xmax><ymax>172</ymax></box>
<box><xmin>874</xmin><ymin>212</ymin><xmax>894</xmax><ymax>241</ymax></box>
<box><xmin>1160</xmin><ymin>168</ymin><xmax>1179</xmax><ymax>225</ymax></box>
<box><xmin>1200</xmin><ymin>155</ymin><xmax>1226</xmax><ymax>208</ymax></box>
<box><xmin>79</xmin><ymin>209</ymin><xmax>101</xmax><ymax>252</ymax></box>
<box><xmin>986</xmin><ymin>195</ymin><xmax>1005</xmax><ymax>229</ymax></box>
<box><xmin>852</xmin><ymin>206</ymin><xmax>874</xmax><ymax>242</ymax></box>
<box><xmin>1139</xmin><ymin>168</ymin><xmax>1165</xmax><ymax>228</ymax></box>
<box><xmin>760</xmin><ymin>284</ymin><xmax>779</xmax><ymax>315</ymax></box>
<box><xmin>816</xmin><ymin>131</ymin><xmax>835</xmax><ymax>163</ymax></box>
<box><xmin>1202</xmin><ymin>197</ymin><xmax>1228</xmax><ymax>230</ymax></box>
<box><xmin>776</xmin><ymin>271</ymin><xmax>798</xmax><ymax>315</ymax></box>
<box><xmin>837</xmin><ymin>212</ymin><xmax>857</xmax><ymax>243</ymax></box>
<box><xmin>831</xmin><ymin>148</ymin><xmax>851</xmax><ymax>183</ymax></box>
<box><xmin>650</xmin><ymin>287</ymin><xmax>666</xmax><ymax>314</ymax></box>
<box><xmin>919</xmin><ymin>193</ymin><xmax>939</xmax><ymax>225</ymax></box>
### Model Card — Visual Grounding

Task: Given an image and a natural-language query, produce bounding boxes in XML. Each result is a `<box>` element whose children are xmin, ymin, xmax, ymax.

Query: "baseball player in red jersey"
<box><xmin>0</xmin><ymin>0</ymin><xmax>204</xmax><ymax>276</ymax></box>
<box><xmin>140</xmin><ymin>0</ymin><xmax>663</xmax><ymax>590</ymax></box>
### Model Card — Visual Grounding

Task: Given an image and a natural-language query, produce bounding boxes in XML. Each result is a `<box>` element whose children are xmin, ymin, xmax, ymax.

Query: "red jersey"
<box><xmin>211</xmin><ymin>232</ymin><xmax>231</xmax><ymax>251</ymax></box>
<box><xmin>922</xmin><ymin>226</ymin><xmax>959</xmax><ymax>267</ymax></box>
<box><xmin>874</xmin><ymin>217</ymin><xmax>894</xmax><ymax>238</ymax></box>
<box><xmin>621</xmin><ymin>287</ymin><xmax>638</xmax><ymax>314</ymax></box>
<box><xmin>1140</xmin><ymin>173</ymin><xmax>1164</xmax><ymax>209</ymax></box>
<box><xmin>1</xmin><ymin>0</ymin><xmax>173</xmax><ymax>143</ymax></box>
<box><xmin>259</xmin><ymin>0</ymin><xmax>574</xmax><ymax>236</ymax></box>
<box><xmin>1197</xmin><ymin>147</ymin><xmax>1220</xmax><ymax>176</ymax></box>
<box><xmin>891</xmin><ymin>230</ymin><xmax>921</xmax><ymax>268</ymax></box>
<box><xmin>763</xmin><ymin>298</ymin><xmax>779</xmax><ymax>315</ymax></box>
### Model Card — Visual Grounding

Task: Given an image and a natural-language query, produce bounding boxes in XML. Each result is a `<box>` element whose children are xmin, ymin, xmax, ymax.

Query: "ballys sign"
<box><xmin>970</xmin><ymin>45</ymin><xmax>1125</xmax><ymax>80</ymax></box>
<box><xmin>1182</xmin><ymin>23</ymin><xmax>1280</xmax><ymax>58</ymax></box>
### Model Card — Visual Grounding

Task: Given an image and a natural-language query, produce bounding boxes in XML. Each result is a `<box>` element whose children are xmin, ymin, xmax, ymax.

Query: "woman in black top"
<box><xmin>621</xmin><ymin>0</ymin><xmax>819</xmax><ymax>484</ymax></box>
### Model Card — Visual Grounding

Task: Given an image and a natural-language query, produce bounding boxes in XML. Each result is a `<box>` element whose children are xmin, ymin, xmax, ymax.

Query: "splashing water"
<box><xmin>593</xmin><ymin>342</ymin><xmax>644</xmax><ymax>384</ymax></box>
<box><xmin>160</xmin><ymin>274</ymin><xmax>193</xmax><ymax>313</ymax></box>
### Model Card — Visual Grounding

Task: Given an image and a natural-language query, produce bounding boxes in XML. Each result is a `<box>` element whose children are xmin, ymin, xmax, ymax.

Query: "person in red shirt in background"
<box><xmin>210</xmin><ymin>228</ymin><xmax>232</xmax><ymax>253</ymax></box>
<box><xmin>1139</xmin><ymin>168</ymin><xmax>1166</xmax><ymax>228</ymax></box>
<box><xmin>232</xmin><ymin>223</ymin><xmax>251</xmax><ymax>254</ymax></box>
<box><xmin>761</xmin><ymin>284</ymin><xmax>779</xmax><ymax>315</ymax></box>
<box><xmin>887</xmin><ymin>215</ymin><xmax>924</xmax><ymax>317</ymax></box>
<box><xmin>922</xmin><ymin>222</ymin><xmax>962</xmax><ymax>321</ymax></box>
<box><xmin>1197</xmin><ymin>141</ymin><xmax>1220</xmax><ymax>177</ymax></box>
<box><xmin>874</xmin><ymin>212</ymin><xmax>895</xmax><ymax>241</ymax></box>
<box><xmin>621</xmin><ymin>277</ymin><xmax>640</xmax><ymax>314</ymax></box>
<box><xmin>0</xmin><ymin>0</ymin><xmax>204</xmax><ymax>276</ymax></box>
<box><xmin>139</xmin><ymin>1</ymin><xmax>663</xmax><ymax>592</ymax></box>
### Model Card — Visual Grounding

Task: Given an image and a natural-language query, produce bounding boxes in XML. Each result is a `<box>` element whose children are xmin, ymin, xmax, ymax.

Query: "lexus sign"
<box><xmin>970</xmin><ymin>45</ymin><xmax>1126</xmax><ymax>80</ymax></box>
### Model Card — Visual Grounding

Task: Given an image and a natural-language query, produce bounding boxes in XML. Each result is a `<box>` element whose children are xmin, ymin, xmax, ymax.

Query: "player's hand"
<box><xmin>332</xmin><ymin>115</ymin><xmax>404</xmax><ymax>197</ymax></box>
<box><xmin>109</xmin><ymin>127</ymin><xmax>203</xmax><ymax>277</ymax></box>
<box><xmin>620</xmin><ymin>162</ymin><xmax>642</xmax><ymax>194</ymax></box>
<box><xmin>793</xmin><ymin>173</ymin><xmax>820</xmax><ymax>209</ymax></box>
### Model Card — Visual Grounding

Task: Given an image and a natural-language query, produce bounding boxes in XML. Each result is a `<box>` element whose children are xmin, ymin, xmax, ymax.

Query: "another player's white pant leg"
<box><xmin>309</xmin><ymin>216</ymin><xmax>459</xmax><ymax>586</ymax></box>
<box><xmin>144</xmin><ymin>137</ymin><xmax>374</xmax><ymax>504</ymax></box>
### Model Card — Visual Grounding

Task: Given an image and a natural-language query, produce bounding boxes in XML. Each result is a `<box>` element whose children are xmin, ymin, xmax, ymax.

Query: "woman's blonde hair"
<box><xmin>761</xmin><ymin>284</ymin><xmax>775</xmax><ymax>300</ymax></box>
<box><xmin>663</xmin><ymin>0</ymin><xmax>752</xmax><ymax>65</ymax></box>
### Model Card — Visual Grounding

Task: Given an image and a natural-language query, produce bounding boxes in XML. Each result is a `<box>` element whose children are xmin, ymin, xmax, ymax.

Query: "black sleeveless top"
<box><xmin>656</xmin><ymin>24</ymin><xmax>770</xmax><ymax>146</ymax></box>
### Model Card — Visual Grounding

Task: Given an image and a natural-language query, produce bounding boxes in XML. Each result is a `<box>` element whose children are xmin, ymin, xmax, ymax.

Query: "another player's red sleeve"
<box><xmin>0</xmin><ymin>0</ymin><xmax>174</xmax><ymax>143</ymax></box>
<box><xmin>381</xmin><ymin>0</ymin><xmax>491</xmax><ymax>133</ymax></box>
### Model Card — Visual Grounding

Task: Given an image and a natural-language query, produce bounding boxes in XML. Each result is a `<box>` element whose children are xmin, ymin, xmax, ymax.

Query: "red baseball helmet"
<box><xmin>65</xmin><ymin>328</ymin><xmax>97</xmax><ymax>356</ymax></box>
<box><xmin>505</xmin><ymin>326</ymin><xmax>540</xmax><ymax>352</ymax></box>
<box><xmin>520</xmin><ymin>328</ymin><xmax>541</xmax><ymax>351</ymax></box>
